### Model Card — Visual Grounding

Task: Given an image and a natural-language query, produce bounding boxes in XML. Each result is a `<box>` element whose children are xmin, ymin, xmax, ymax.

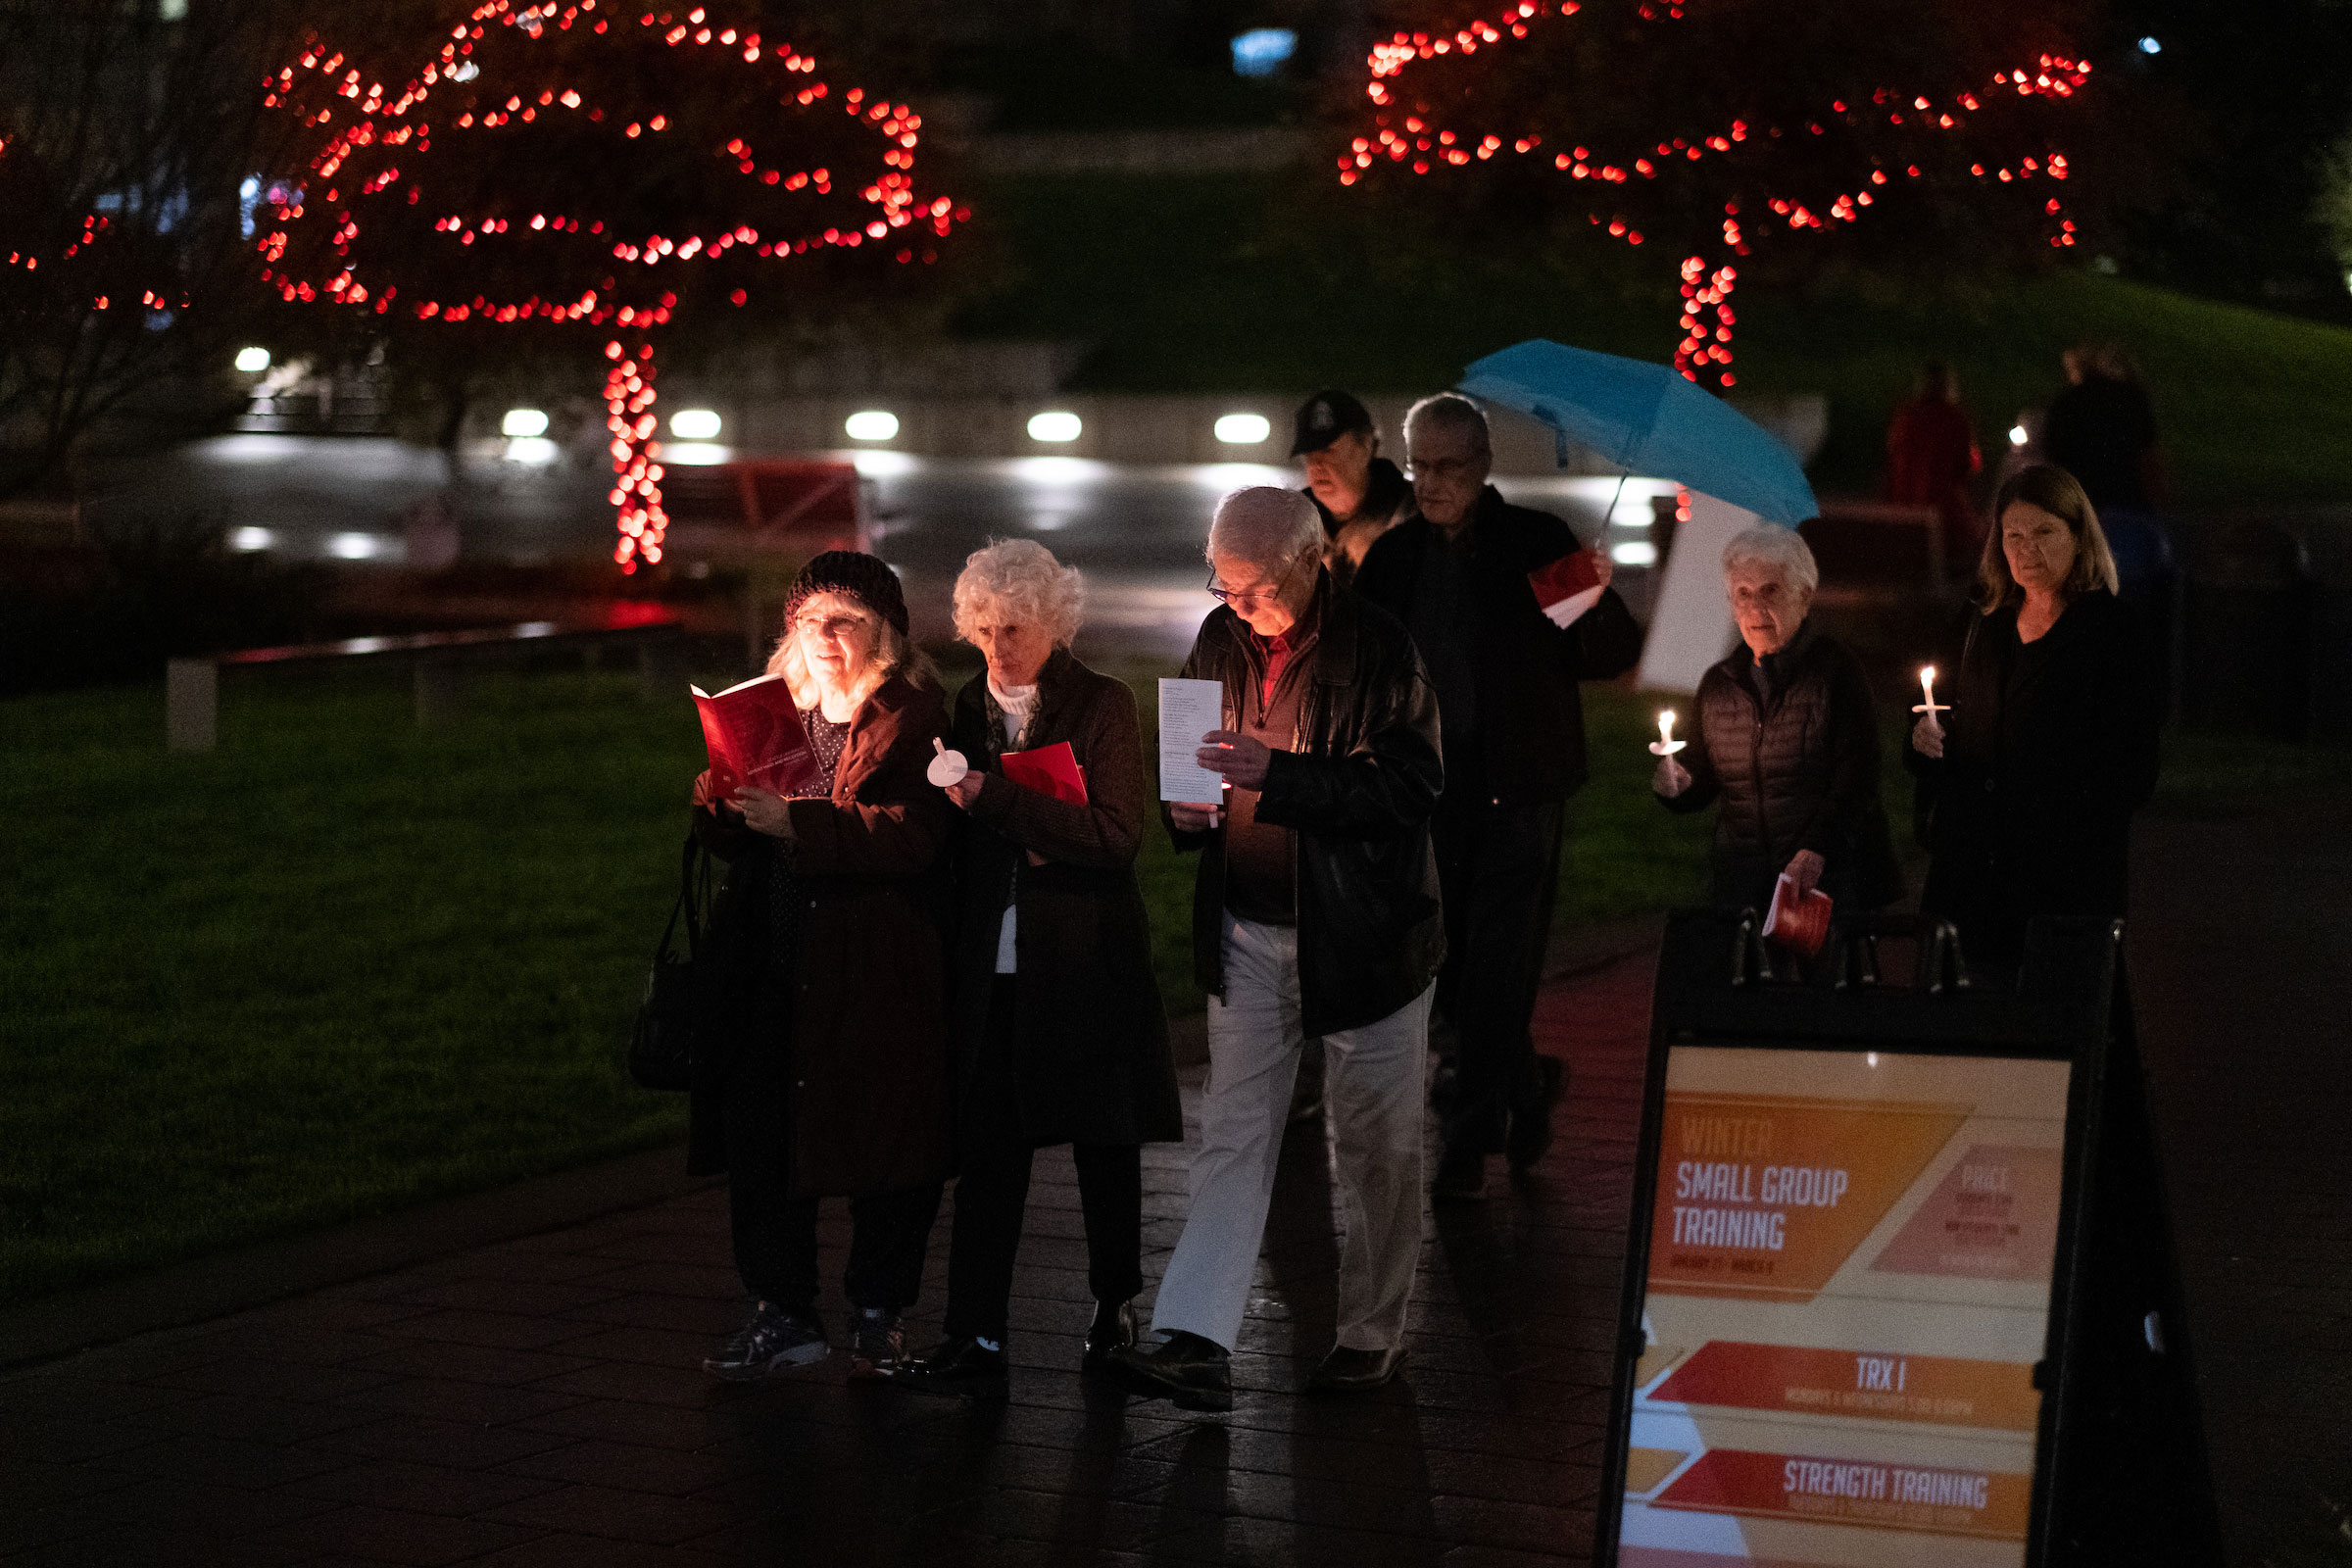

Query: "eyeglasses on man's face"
<box><xmin>1205</xmin><ymin>556</ymin><xmax>1305</xmax><ymax>609</ymax></box>
<box><xmin>1406</xmin><ymin>454</ymin><xmax>1483</xmax><ymax>482</ymax></box>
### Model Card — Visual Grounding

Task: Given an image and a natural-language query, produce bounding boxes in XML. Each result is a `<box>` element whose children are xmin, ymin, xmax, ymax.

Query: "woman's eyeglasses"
<box><xmin>795</xmin><ymin>614</ymin><xmax>870</xmax><ymax>643</ymax></box>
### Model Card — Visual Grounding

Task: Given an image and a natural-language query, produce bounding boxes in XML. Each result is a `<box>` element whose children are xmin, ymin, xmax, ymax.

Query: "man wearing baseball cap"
<box><xmin>1294</xmin><ymin>389</ymin><xmax>1410</xmax><ymax>584</ymax></box>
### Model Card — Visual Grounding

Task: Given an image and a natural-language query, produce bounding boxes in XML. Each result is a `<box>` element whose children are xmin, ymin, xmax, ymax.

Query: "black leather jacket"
<box><xmin>1168</xmin><ymin>574</ymin><xmax>1447</xmax><ymax>1037</ymax></box>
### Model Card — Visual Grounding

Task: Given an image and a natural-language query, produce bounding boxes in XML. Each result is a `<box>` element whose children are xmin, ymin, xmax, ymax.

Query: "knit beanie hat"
<box><xmin>783</xmin><ymin>550</ymin><xmax>909</xmax><ymax>636</ymax></box>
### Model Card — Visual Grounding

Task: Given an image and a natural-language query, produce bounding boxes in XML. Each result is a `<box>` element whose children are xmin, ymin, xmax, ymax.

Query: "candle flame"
<box><xmin>1658</xmin><ymin>710</ymin><xmax>1676</xmax><ymax>741</ymax></box>
<box><xmin>1921</xmin><ymin>664</ymin><xmax>1936</xmax><ymax>683</ymax></box>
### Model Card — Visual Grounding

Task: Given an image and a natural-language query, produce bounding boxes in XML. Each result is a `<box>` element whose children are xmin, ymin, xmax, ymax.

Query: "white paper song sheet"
<box><xmin>1157</xmin><ymin>678</ymin><xmax>1229</xmax><ymax>804</ymax></box>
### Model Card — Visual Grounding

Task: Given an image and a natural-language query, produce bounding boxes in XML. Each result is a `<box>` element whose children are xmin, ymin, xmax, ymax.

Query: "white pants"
<box><xmin>1152</xmin><ymin>913</ymin><xmax>1433</xmax><ymax>1353</ymax></box>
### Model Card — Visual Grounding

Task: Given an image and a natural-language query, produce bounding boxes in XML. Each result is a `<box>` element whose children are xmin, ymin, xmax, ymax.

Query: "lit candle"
<box><xmin>1648</xmin><ymin>710</ymin><xmax>1687</xmax><ymax>756</ymax></box>
<box><xmin>1911</xmin><ymin>664</ymin><xmax>1948</xmax><ymax>720</ymax></box>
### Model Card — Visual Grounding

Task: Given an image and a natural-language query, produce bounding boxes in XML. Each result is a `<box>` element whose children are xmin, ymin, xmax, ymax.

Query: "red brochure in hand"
<box><xmin>1762</xmin><ymin>871</ymin><xmax>1834</xmax><ymax>957</ymax></box>
<box><xmin>1529</xmin><ymin>549</ymin><xmax>1605</xmax><ymax>626</ymax></box>
<box><xmin>692</xmin><ymin>675</ymin><xmax>823</xmax><ymax>798</ymax></box>
<box><xmin>999</xmin><ymin>741</ymin><xmax>1088</xmax><ymax>805</ymax></box>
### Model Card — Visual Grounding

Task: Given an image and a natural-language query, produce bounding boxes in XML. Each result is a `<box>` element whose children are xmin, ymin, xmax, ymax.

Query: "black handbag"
<box><xmin>628</xmin><ymin>836</ymin><xmax>715</xmax><ymax>1091</ymax></box>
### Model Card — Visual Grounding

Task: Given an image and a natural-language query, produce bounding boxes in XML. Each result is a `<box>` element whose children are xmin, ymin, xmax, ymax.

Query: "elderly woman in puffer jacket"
<box><xmin>1652</xmin><ymin>525</ymin><xmax>1902</xmax><ymax>921</ymax></box>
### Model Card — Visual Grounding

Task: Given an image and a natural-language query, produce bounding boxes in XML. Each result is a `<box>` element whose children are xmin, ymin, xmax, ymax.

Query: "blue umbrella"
<box><xmin>1458</xmin><ymin>338</ymin><xmax>1817</xmax><ymax>525</ymax></box>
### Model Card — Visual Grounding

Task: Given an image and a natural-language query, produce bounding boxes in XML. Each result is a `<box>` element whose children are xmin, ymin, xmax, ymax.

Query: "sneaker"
<box><xmin>703</xmin><ymin>1302</ymin><xmax>827</xmax><ymax>1382</ymax></box>
<box><xmin>848</xmin><ymin>1306</ymin><xmax>906</xmax><ymax>1380</ymax></box>
<box><xmin>898</xmin><ymin>1334</ymin><xmax>1009</xmax><ymax>1399</ymax></box>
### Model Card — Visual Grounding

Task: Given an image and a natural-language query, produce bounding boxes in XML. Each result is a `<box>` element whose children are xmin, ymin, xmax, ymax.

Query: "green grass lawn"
<box><xmin>958</xmin><ymin>172</ymin><xmax>2352</xmax><ymax>509</ymax></box>
<box><xmin>0</xmin><ymin>662</ymin><xmax>1723</xmax><ymax>1308</ymax></box>
<box><xmin>0</xmin><ymin>669</ymin><xmax>698</xmax><ymax>1308</ymax></box>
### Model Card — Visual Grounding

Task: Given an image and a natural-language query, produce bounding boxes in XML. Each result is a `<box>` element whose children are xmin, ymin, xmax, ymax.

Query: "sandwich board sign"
<box><xmin>1596</xmin><ymin>911</ymin><xmax>2222</xmax><ymax>1567</ymax></box>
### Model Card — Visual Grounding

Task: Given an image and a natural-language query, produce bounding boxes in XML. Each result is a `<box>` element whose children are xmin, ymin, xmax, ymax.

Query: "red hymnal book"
<box><xmin>1530</xmin><ymin>549</ymin><xmax>1606</xmax><ymax>626</ymax></box>
<box><xmin>691</xmin><ymin>675</ymin><xmax>823</xmax><ymax>798</ymax></box>
<box><xmin>1763</xmin><ymin>871</ymin><xmax>1834</xmax><ymax>957</ymax></box>
<box><xmin>999</xmin><ymin>741</ymin><xmax>1088</xmax><ymax>805</ymax></box>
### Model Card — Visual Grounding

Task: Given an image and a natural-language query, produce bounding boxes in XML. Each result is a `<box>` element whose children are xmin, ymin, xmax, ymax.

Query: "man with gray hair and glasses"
<box><xmin>1108</xmin><ymin>486</ymin><xmax>1445</xmax><ymax>1406</ymax></box>
<box><xmin>1356</xmin><ymin>393</ymin><xmax>1643</xmax><ymax>1201</ymax></box>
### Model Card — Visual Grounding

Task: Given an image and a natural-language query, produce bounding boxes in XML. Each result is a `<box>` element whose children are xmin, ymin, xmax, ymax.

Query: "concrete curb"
<box><xmin>0</xmin><ymin>1142</ymin><xmax>711</xmax><ymax>1373</ymax></box>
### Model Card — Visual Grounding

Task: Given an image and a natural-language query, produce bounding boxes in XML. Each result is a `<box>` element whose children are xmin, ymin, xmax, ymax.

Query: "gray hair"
<box><xmin>952</xmin><ymin>538</ymin><xmax>1086</xmax><ymax>648</ymax></box>
<box><xmin>1403</xmin><ymin>392</ymin><xmax>1492</xmax><ymax>456</ymax></box>
<box><xmin>1207</xmin><ymin>486</ymin><xmax>1323</xmax><ymax>567</ymax></box>
<box><xmin>1720</xmin><ymin>524</ymin><xmax>1819</xmax><ymax>598</ymax></box>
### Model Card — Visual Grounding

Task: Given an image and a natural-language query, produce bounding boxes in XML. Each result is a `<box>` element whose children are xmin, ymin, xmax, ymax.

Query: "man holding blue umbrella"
<box><xmin>1354</xmin><ymin>393</ymin><xmax>1642</xmax><ymax>1200</ymax></box>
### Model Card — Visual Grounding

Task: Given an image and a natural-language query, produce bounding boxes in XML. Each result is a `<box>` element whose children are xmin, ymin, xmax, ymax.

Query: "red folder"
<box><xmin>1762</xmin><ymin>871</ymin><xmax>1834</xmax><ymax>957</ymax></box>
<box><xmin>691</xmin><ymin>674</ymin><xmax>823</xmax><ymax>798</ymax></box>
<box><xmin>999</xmin><ymin>741</ymin><xmax>1088</xmax><ymax>805</ymax></box>
<box><xmin>1529</xmin><ymin>549</ymin><xmax>1605</xmax><ymax>625</ymax></box>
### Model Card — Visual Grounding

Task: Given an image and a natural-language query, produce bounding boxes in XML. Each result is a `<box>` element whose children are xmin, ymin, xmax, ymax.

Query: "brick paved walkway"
<box><xmin>1</xmin><ymin>957</ymin><xmax>1653</xmax><ymax>1567</ymax></box>
<box><xmin>2130</xmin><ymin>794</ymin><xmax>2352</xmax><ymax>1568</ymax></box>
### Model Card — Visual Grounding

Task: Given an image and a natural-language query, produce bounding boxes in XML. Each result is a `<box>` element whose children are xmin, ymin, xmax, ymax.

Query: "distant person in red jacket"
<box><xmin>1883</xmin><ymin>361</ymin><xmax>1984</xmax><ymax>574</ymax></box>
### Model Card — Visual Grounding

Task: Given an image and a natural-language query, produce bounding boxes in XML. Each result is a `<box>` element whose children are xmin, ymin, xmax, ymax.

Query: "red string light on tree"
<box><xmin>0</xmin><ymin>137</ymin><xmax>192</xmax><ymax>316</ymax></box>
<box><xmin>260</xmin><ymin>0</ymin><xmax>965</xmax><ymax>571</ymax></box>
<box><xmin>1346</xmin><ymin>3</ymin><xmax>2090</xmax><ymax>387</ymax></box>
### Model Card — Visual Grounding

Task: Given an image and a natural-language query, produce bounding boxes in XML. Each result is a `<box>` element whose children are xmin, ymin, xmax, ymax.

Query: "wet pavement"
<box><xmin>0</xmin><ymin>955</ymin><xmax>1649</xmax><ymax>1566</ymax></box>
<box><xmin>2128</xmin><ymin>792</ymin><xmax>2352</xmax><ymax>1568</ymax></box>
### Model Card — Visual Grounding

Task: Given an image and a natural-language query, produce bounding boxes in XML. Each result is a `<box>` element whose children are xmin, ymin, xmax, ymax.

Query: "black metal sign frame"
<box><xmin>1592</xmin><ymin>910</ymin><xmax>2221</xmax><ymax>1567</ymax></box>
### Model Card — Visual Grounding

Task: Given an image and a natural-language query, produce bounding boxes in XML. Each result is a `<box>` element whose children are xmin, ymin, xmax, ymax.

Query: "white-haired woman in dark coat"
<box><xmin>897</xmin><ymin>540</ymin><xmax>1183</xmax><ymax>1399</ymax></box>
<box><xmin>1655</xmin><ymin>525</ymin><xmax>1902</xmax><ymax>920</ymax></box>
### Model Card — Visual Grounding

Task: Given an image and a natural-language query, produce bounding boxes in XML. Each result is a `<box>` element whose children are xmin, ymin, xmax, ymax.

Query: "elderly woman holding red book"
<box><xmin>688</xmin><ymin>552</ymin><xmax>955</xmax><ymax>1385</ymax></box>
<box><xmin>897</xmin><ymin>539</ymin><xmax>1183</xmax><ymax>1399</ymax></box>
<box><xmin>1653</xmin><ymin>526</ymin><xmax>1902</xmax><ymax>930</ymax></box>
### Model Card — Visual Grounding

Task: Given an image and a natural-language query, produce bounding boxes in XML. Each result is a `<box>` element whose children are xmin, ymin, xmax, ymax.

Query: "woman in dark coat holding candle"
<box><xmin>1908</xmin><ymin>464</ymin><xmax>2162</xmax><ymax>970</ymax></box>
<box><xmin>897</xmin><ymin>540</ymin><xmax>1183</xmax><ymax>1399</ymax></box>
<box><xmin>688</xmin><ymin>551</ymin><xmax>955</xmax><ymax>1384</ymax></box>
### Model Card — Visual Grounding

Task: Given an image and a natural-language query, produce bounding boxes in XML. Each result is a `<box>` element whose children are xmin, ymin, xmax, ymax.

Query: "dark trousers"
<box><xmin>722</xmin><ymin>1018</ymin><xmax>938</xmax><ymax>1316</ymax></box>
<box><xmin>944</xmin><ymin>979</ymin><xmax>1145</xmax><ymax>1341</ymax></box>
<box><xmin>1431</xmin><ymin>793</ymin><xmax>1566</xmax><ymax>1149</ymax></box>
